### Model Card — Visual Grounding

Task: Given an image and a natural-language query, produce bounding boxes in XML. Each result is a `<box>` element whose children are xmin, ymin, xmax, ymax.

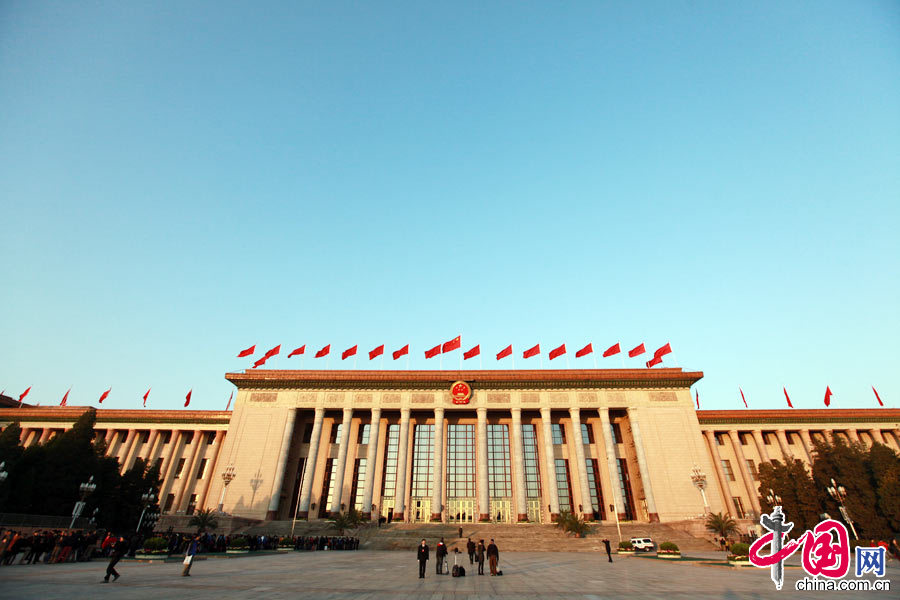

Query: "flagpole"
<box><xmin>670</xmin><ymin>351</ymin><xmax>680</xmax><ymax>368</ymax></box>
<box><xmin>565</xmin><ymin>354</ymin><xmax>570</xmax><ymax>369</ymax></box>
<box><xmin>592</xmin><ymin>354</ymin><xmax>597</xmax><ymax>369</ymax></box>
<box><xmin>620</xmin><ymin>354</ymin><xmax>625</xmax><ymax>369</ymax></box>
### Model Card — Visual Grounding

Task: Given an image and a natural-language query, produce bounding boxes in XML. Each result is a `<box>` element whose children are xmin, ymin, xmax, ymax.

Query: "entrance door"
<box><xmin>413</xmin><ymin>499</ymin><xmax>431</xmax><ymax>523</ymax></box>
<box><xmin>380</xmin><ymin>499</ymin><xmax>394</xmax><ymax>521</ymax></box>
<box><xmin>448</xmin><ymin>499</ymin><xmax>475</xmax><ymax>523</ymax></box>
<box><xmin>489</xmin><ymin>499</ymin><xmax>512</xmax><ymax>523</ymax></box>
<box><xmin>526</xmin><ymin>499</ymin><xmax>542</xmax><ymax>523</ymax></box>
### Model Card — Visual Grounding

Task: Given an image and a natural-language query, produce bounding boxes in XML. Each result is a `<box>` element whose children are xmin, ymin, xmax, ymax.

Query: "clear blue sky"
<box><xmin>1</xmin><ymin>2</ymin><xmax>898</xmax><ymax>411</ymax></box>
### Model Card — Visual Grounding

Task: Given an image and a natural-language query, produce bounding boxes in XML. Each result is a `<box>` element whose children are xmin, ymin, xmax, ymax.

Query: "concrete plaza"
<box><xmin>0</xmin><ymin>550</ymin><xmax>894</xmax><ymax>599</ymax></box>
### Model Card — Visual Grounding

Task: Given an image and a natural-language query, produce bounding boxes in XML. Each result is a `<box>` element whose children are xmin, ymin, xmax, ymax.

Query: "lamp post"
<box><xmin>70</xmin><ymin>475</ymin><xmax>97</xmax><ymax>529</ymax></box>
<box><xmin>136</xmin><ymin>490</ymin><xmax>157</xmax><ymax>532</ymax></box>
<box><xmin>765</xmin><ymin>488</ymin><xmax>782</xmax><ymax>506</ymax></box>
<box><xmin>826</xmin><ymin>478</ymin><xmax>858</xmax><ymax>539</ymax></box>
<box><xmin>690</xmin><ymin>464</ymin><xmax>710</xmax><ymax>514</ymax></box>
<box><xmin>0</xmin><ymin>461</ymin><xmax>7</xmax><ymax>510</ymax></box>
<box><xmin>218</xmin><ymin>465</ymin><xmax>235</xmax><ymax>513</ymax></box>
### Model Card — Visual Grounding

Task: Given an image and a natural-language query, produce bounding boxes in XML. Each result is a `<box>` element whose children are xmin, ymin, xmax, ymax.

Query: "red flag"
<box><xmin>523</xmin><ymin>344</ymin><xmax>540</xmax><ymax>359</ymax></box>
<box><xmin>695</xmin><ymin>390</ymin><xmax>700</xmax><ymax>410</ymax></box>
<box><xmin>262</xmin><ymin>344</ymin><xmax>281</xmax><ymax>359</ymax></box>
<box><xmin>824</xmin><ymin>386</ymin><xmax>832</xmax><ymax>407</ymax></box>
<box><xmin>628</xmin><ymin>343</ymin><xmax>645</xmax><ymax>358</ymax></box>
<box><xmin>463</xmin><ymin>345</ymin><xmax>480</xmax><ymax>360</ymax></box>
<box><xmin>575</xmin><ymin>343</ymin><xmax>593</xmax><ymax>358</ymax></box>
<box><xmin>442</xmin><ymin>336</ymin><xmax>461</xmax><ymax>353</ymax></box>
<box><xmin>653</xmin><ymin>342</ymin><xmax>672</xmax><ymax>358</ymax></box>
<box><xmin>873</xmin><ymin>386</ymin><xmax>883</xmax><ymax>407</ymax></box>
<box><xmin>19</xmin><ymin>386</ymin><xmax>32</xmax><ymax>402</ymax></box>
<box><xmin>98</xmin><ymin>388</ymin><xmax>110</xmax><ymax>404</ymax></box>
<box><xmin>496</xmin><ymin>345</ymin><xmax>513</xmax><ymax>360</ymax></box>
<box><xmin>369</xmin><ymin>345</ymin><xmax>384</xmax><ymax>360</ymax></box>
<box><xmin>237</xmin><ymin>345</ymin><xmax>256</xmax><ymax>358</ymax></box>
<box><xmin>226</xmin><ymin>390</ymin><xmax>233</xmax><ymax>411</ymax></box>
<box><xmin>60</xmin><ymin>388</ymin><xmax>70</xmax><ymax>407</ymax></box>
<box><xmin>645</xmin><ymin>355</ymin><xmax>663</xmax><ymax>368</ymax></box>
<box><xmin>424</xmin><ymin>344</ymin><xmax>441</xmax><ymax>359</ymax></box>
<box><xmin>549</xmin><ymin>344</ymin><xmax>566</xmax><ymax>360</ymax></box>
<box><xmin>287</xmin><ymin>345</ymin><xmax>306</xmax><ymax>358</ymax></box>
<box><xmin>740</xmin><ymin>388</ymin><xmax>748</xmax><ymax>408</ymax></box>
<box><xmin>392</xmin><ymin>344</ymin><xmax>409</xmax><ymax>360</ymax></box>
<box><xmin>342</xmin><ymin>345</ymin><xmax>358</xmax><ymax>360</ymax></box>
<box><xmin>143</xmin><ymin>388</ymin><xmax>150</xmax><ymax>407</ymax></box>
<box><xmin>783</xmin><ymin>387</ymin><xmax>793</xmax><ymax>408</ymax></box>
<box><xmin>602</xmin><ymin>343</ymin><xmax>621</xmax><ymax>357</ymax></box>
<box><xmin>184</xmin><ymin>389</ymin><xmax>192</xmax><ymax>408</ymax></box>
<box><xmin>252</xmin><ymin>356</ymin><xmax>268</xmax><ymax>369</ymax></box>
<box><xmin>315</xmin><ymin>344</ymin><xmax>331</xmax><ymax>358</ymax></box>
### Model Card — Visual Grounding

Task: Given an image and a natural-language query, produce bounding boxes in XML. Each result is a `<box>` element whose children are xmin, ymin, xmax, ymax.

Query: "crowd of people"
<box><xmin>416</xmin><ymin>536</ymin><xmax>501</xmax><ymax>578</ymax></box>
<box><xmin>1</xmin><ymin>529</ymin><xmax>103</xmax><ymax>565</ymax></box>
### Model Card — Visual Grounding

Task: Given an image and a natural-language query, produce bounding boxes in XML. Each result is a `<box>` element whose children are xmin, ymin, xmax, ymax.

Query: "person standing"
<box><xmin>435</xmin><ymin>537</ymin><xmax>447</xmax><ymax>574</ymax></box>
<box><xmin>102</xmin><ymin>535</ymin><xmax>126</xmax><ymax>583</ymax></box>
<box><xmin>182</xmin><ymin>535</ymin><xmax>199</xmax><ymax>577</ymax></box>
<box><xmin>603</xmin><ymin>538</ymin><xmax>612</xmax><ymax>563</ymax></box>
<box><xmin>416</xmin><ymin>539</ymin><xmax>429</xmax><ymax>579</ymax></box>
<box><xmin>487</xmin><ymin>539</ymin><xmax>499</xmax><ymax>575</ymax></box>
<box><xmin>475</xmin><ymin>540</ymin><xmax>486</xmax><ymax>575</ymax></box>
<box><xmin>466</xmin><ymin>537</ymin><xmax>475</xmax><ymax>565</ymax></box>
<box><xmin>458</xmin><ymin>526</ymin><xmax>463</xmax><ymax>539</ymax></box>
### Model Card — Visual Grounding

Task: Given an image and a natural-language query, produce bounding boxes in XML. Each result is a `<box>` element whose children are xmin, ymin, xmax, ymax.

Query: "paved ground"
<box><xmin>0</xmin><ymin>550</ymin><xmax>895</xmax><ymax>598</ymax></box>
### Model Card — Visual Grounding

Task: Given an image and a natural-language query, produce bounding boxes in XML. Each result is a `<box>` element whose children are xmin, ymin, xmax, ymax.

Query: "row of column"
<box><xmin>291</xmin><ymin>406</ymin><xmax>656</xmax><ymax>523</ymax></box>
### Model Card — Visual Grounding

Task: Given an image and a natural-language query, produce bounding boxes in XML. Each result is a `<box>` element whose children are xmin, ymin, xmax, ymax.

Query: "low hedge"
<box><xmin>658</xmin><ymin>542</ymin><xmax>680</xmax><ymax>552</ymax></box>
<box><xmin>618</xmin><ymin>541</ymin><xmax>634</xmax><ymax>550</ymax></box>
<box><xmin>227</xmin><ymin>536</ymin><xmax>249</xmax><ymax>549</ymax></box>
<box><xmin>142</xmin><ymin>537</ymin><xmax>168</xmax><ymax>552</ymax></box>
<box><xmin>730</xmin><ymin>542</ymin><xmax>750</xmax><ymax>557</ymax></box>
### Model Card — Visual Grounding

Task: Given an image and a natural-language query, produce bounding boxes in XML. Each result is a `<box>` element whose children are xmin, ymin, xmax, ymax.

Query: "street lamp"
<box><xmin>136</xmin><ymin>490</ymin><xmax>157</xmax><ymax>532</ymax></box>
<box><xmin>0</xmin><ymin>461</ymin><xmax>7</xmax><ymax>484</ymax></box>
<box><xmin>826</xmin><ymin>478</ymin><xmax>858</xmax><ymax>539</ymax></box>
<box><xmin>690</xmin><ymin>464</ymin><xmax>710</xmax><ymax>514</ymax></box>
<box><xmin>70</xmin><ymin>475</ymin><xmax>97</xmax><ymax>529</ymax></box>
<box><xmin>218</xmin><ymin>465</ymin><xmax>236</xmax><ymax>513</ymax></box>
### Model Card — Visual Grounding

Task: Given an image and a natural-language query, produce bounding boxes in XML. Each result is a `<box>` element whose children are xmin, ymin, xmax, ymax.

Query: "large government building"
<box><xmin>2</xmin><ymin>368</ymin><xmax>898</xmax><ymax>527</ymax></box>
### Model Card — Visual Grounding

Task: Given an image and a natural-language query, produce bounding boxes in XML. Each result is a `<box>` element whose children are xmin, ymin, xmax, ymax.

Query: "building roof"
<box><xmin>225</xmin><ymin>368</ymin><xmax>704</xmax><ymax>390</ymax></box>
<box><xmin>0</xmin><ymin>406</ymin><xmax>232</xmax><ymax>426</ymax></box>
<box><xmin>697</xmin><ymin>408</ymin><xmax>900</xmax><ymax>426</ymax></box>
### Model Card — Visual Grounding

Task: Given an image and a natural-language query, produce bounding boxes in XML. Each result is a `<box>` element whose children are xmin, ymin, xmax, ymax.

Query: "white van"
<box><xmin>630</xmin><ymin>537</ymin><xmax>655</xmax><ymax>552</ymax></box>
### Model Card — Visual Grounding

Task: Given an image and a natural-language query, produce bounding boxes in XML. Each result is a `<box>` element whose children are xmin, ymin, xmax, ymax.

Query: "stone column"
<box><xmin>159</xmin><ymin>431</ymin><xmax>186</xmax><ymax>512</ymax></box>
<box><xmin>798</xmin><ymin>430</ymin><xmax>814</xmax><ymax>462</ymax></box>
<box><xmin>477</xmin><ymin>407</ymin><xmax>490</xmax><ymax>521</ymax></box>
<box><xmin>329</xmin><ymin>408</ymin><xmax>354</xmax><ymax>516</ymax></box>
<box><xmin>393</xmin><ymin>408</ymin><xmax>411</xmax><ymax>521</ymax></box>
<box><xmin>704</xmin><ymin>430</ymin><xmax>736</xmax><ymax>516</ymax></box>
<box><xmin>297</xmin><ymin>407</ymin><xmax>325</xmax><ymax>519</ymax></box>
<box><xmin>175</xmin><ymin>430</ymin><xmax>205</xmax><ymax>512</ymax></box>
<box><xmin>264</xmin><ymin>409</ymin><xmax>297</xmax><ymax>519</ymax></box>
<box><xmin>824</xmin><ymin>429</ymin><xmax>835</xmax><ymax>445</ymax></box>
<box><xmin>751</xmin><ymin>430</ymin><xmax>771</xmax><ymax>463</ymax></box>
<box><xmin>568</xmin><ymin>408</ymin><xmax>595</xmax><ymax>521</ymax></box>
<box><xmin>38</xmin><ymin>428</ymin><xmax>53</xmax><ymax>444</ymax></box>
<box><xmin>18</xmin><ymin>428</ymin><xmax>31</xmax><ymax>445</ymax></box>
<box><xmin>124</xmin><ymin>430</ymin><xmax>153</xmax><ymax>472</ymax></box>
<box><xmin>628</xmin><ymin>408</ymin><xmax>659</xmax><ymax>522</ymax></box>
<box><xmin>360</xmin><ymin>408</ymin><xmax>382</xmax><ymax>520</ymax></box>
<box><xmin>727</xmin><ymin>430</ymin><xmax>761</xmax><ymax>515</ymax></box>
<box><xmin>775</xmin><ymin>430</ymin><xmax>794</xmax><ymax>461</ymax></box>
<box><xmin>118</xmin><ymin>429</ymin><xmax>138</xmax><ymax>473</ymax></box>
<box><xmin>539</xmin><ymin>407</ymin><xmax>561</xmax><ymax>521</ymax></box>
<box><xmin>431</xmin><ymin>407</ymin><xmax>445</xmax><ymax>521</ymax></box>
<box><xmin>871</xmin><ymin>429</ymin><xmax>886</xmax><ymax>445</ymax></box>
<box><xmin>598</xmin><ymin>409</ymin><xmax>626</xmax><ymax>520</ymax></box>
<box><xmin>847</xmin><ymin>429</ymin><xmax>860</xmax><ymax>443</ymax></box>
<box><xmin>511</xmin><ymin>408</ymin><xmax>528</xmax><ymax>522</ymax></box>
<box><xmin>197</xmin><ymin>431</ymin><xmax>225</xmax><ymax>511</ymax></box>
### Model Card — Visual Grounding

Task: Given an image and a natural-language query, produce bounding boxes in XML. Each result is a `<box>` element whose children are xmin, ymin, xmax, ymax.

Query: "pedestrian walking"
<box><xmin>416</xmin><ymin>539</ymin><xmax>429</xmax><ymax>579</ymax></box>
<box><xmin>436</xmin><ymin>537</ymin><xmax>447</xmax><ymax>574</ymax></box>
<box><xmin>182</xmin><ymin>535</ymin><xmax>199</xmax><ymax>576</ymax></box>
<box><xmin>458</xmin><ymin>526</ymin><xmax>463</xmax><ymax>539</ymax></box>
<box><xmin>487</xmin><ymin>539</ymin><xmax>499</xmax><ymax>575</ymax></box>
<box><xmin>466</xmin><ymin>537</ymin><xmax>475</xmax><ymax>565</ymax></box>
<box><xmin>102</xmin><ymin>535</ymin><xmax>126</xmax><ymax>583</ymax></box>
<box><xmin>476</xmin><ymin>540</ymin><xmax>486</xmax><ymax>575</ymax></box>
<box><xmin>603</xmin><ymin>538</ymin><xmax>612</xmax><ymax>563</ymax></box>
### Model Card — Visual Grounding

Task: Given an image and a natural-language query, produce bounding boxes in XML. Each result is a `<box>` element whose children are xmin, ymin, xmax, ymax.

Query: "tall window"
<box><xmin>358</xmin><ymin>424</ymin><xmax>370</xmax><ymax>445</ymax></box>
<box><xmin>746</xmin><ymin>459</ymin><xmax>758</xmax><ymax>481</ymax></box>
<box><xmin>586</xmin><ymin>458</ymin><xmax>605</xmax><ymax>519</ymax></box>
<box><xmin>446</xmin><ymin>424</ymin><xmax>475</xmax><ymax>497</ymax></box>
<box><xmin>411</xmin><ymin>425</ymin><xmax>434</xmax><ymax>497</ymax></box>
<box><xmin>522</xmin><ymin>424</ymin><xmax>541</xmax><ymax>498</ymax></box>
<box><xmin>554</xmin><ymin>459</ymin><xmax>573</xmax><ymax>512</ymax></box>
<box><xmin>616</xmin><ymin>458</ymin><xmax>635</xmax><ymax>521</ymax></box>
<box><xmin>330</xmin><ymin>423</ymin><xmax>343</xmax><ymax>444</ymax></box>
<box><xmin>487</xmin><ymin>425</ymin><xmax>511</xmax><ymax>498</ymax></box>
<box><xmin>351</xmin><ymin>458</ymin><xmax>367</xmax><ymax>510</ymax></box>
<box><xmin>381</xmin><ymin>424</ymin><xmax>400</xmax><ymax>498</ymax></box>
<box><xmin>551</xmin><ymin>423</ymin><xmax>566</xmax><ymax>444</ymax></box>
<box><xmin>319</xmin><ymin>458</ymin><xmax>336</xmax><ymax>517</ymax></box>
<box><xmin>721</xmin><ymin>459</ymin><xmax>735</xmax><ymax>481</ymax></box>
<box><xmin>611</xmin><ymin>423</ymin><xmax>623</xmax><ymax>444</ymax></box>
<box><xmin>581</xmin><ymin>423</ymin><xmax>594</xmax><ymax>444</ymax></box>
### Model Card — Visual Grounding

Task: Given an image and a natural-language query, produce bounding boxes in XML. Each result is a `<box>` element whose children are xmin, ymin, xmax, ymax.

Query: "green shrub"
<box><xmin>618</xmin><ymin>540</ymin><xmax>634</xmax><ymax>550</ymax></box>
<box><xmin>227</xmin><ymin>536</ymin><xmax>248</xmax><ymax>549</ymax></box>
<box><xmin>659</xmin><ymin>542</ymin><xmax>680</xmax><ymax>552</ymax></box>
<box><xmin>142</xmin><ymin>537</ymin><xmax>168</xmax><ymax>552</ymax></box>
<box><xmin>730</xmin><ymin>542</ymin><xmax>750</xmax><ymax>557</ymax></box>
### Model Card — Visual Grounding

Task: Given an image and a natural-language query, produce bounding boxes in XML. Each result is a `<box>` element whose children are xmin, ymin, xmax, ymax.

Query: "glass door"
<box><xmin>413</xmin><ymin>498</ymin><xmax>431</xmax><ymax>523</ymax></box>
<box><xmin>448</xmin><ymin>498</ymin><xmax>475</xmax><ymax>523</ymax></box>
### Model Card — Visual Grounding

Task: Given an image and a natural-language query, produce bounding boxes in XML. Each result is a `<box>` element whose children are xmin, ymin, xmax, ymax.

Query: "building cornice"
<box><xmin>0</xmin><ymin>406</ymin><xmax>232</xmax><ymax>426</ymax></box>
<box><xmin>225</xmin><ymin>368</ymin><xmax>704</xmax><ymax>391</ymax></box>
<box><xmin>697</xmin><ymin>408</ymin><xmax>900</xmax><ymax>426</ymax></box>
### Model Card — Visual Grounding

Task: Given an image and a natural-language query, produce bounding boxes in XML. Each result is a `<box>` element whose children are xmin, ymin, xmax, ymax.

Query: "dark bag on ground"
<box><xmin>452</xmin><ymin>564</ymin><xmax>460</xmax><ymax>577</ymax></box>
<box><xmin>497</xmin><ymin>570</ymin><xmax>503</xmax><ymax>576</ymax></box>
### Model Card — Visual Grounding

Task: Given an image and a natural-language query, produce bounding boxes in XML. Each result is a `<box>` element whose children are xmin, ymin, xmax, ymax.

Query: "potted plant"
<box><xmin>727</xmin><ymin>542</ymin><xmax>750</xmax><ymax>566</ymax></box>
<box><xmin>135</xmin><ymin>536</ymin><xmax>169</xmax><ymax>560</ymax></box>
<box><xmin>617</xmin><ymin>540</ymin><xmax>635</xmax><ymax>555</ymax></box>
<box><xmin>657</xmin><ymin>541</ymin><xmax>681</xmax><ymax>559</ymax></box>
<box><xmin>226</xmin><ymin>535</ymin><xmax>250</xmax><ymax>554</ymax></box>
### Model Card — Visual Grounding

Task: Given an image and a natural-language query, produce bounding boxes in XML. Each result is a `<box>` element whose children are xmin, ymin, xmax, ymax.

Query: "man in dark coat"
<box><xmin>435</xmin><ymin>537</ymin><xmax>447</xmax><ymax>574</ymax></box>
<box><xmin>466</xmin><ymin>537</ymin><xmax>475</xmax><ymax>564</ymax></box>
<box><xmin>416</xmin><ymin>539</ymin><xmax>429</xmax><ymax>579</ymax></box>
<box><xmin>102</xmin><ymin>536</ymin><xmax>126</xmax><ymax>582</ymax></box>
<box><xmin>487</xmin><ymin>539</ymin><xmax>499</xmax><ymax>575</ymax></box>
<box><xmin>603</xmin><ymin>538</ymin><xmax>612</xmax><ymax>562</ymax></box>
<box><xmin>476</xmin><ymin>540</ymin><xmax>486</xmax><ymax>575</ymax></box>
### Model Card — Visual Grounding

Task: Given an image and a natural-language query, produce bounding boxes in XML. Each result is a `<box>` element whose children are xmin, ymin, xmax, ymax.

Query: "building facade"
<box><xmin>2</xmin><ymin>368</ymin><xmax>898</xmax><ymax>526</ymax></box>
